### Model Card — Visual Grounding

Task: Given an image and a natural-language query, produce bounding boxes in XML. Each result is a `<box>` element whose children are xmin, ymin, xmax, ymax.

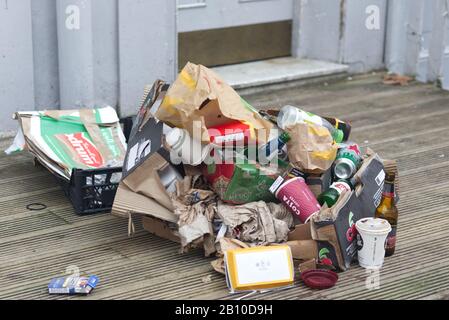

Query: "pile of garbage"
<box><xmin>112</xmin><ymin>63</ymin><xmax>400</xmax><ymax>293</ymax></box>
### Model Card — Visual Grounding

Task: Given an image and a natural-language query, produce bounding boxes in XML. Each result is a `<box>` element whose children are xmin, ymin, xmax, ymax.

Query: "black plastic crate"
<box><xmin>55</xmin><ymin>116</ymin><xmax>134</xmax><ymax>215</ymax></box>
<box><xmin>59</xmin><ymin>166</ymin><xmax>123</xmax><ymax>215</ymax></box>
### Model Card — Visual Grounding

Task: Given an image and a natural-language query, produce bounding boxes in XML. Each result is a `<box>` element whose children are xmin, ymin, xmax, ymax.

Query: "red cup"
<box><xmin>274</xmin><ymin>177</ymin><xmax>321</xmax><ymax>223</ymax></box>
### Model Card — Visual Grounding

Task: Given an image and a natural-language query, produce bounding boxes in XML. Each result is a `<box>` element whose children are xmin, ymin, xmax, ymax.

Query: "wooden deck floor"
<box><xmin>1</xmin><ymin>73</ymin><xmax>449</xmax><ymax>300</ymax></box>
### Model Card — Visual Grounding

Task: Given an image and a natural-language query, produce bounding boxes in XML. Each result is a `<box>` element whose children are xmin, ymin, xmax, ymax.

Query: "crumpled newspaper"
<box><xmin>170</xmin><ymin>175</ymin><xmax>218</xmax><ymax>256</ymax></box>
<box><xmin>216</xmin><ymin>201</ymin><xmax>293</xmax><ymax>245</ymax></box>
<box><xmin>211</xmin><ymin>237</ymin><xmax>251</xmax><ymax>275</ymax></box>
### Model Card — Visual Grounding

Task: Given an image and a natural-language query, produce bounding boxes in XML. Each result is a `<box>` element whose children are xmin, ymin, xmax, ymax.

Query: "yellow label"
<box><xmin>225</xmin><ymin>245</ymin><xmax>294</xmax><ymax>292</ymax></box>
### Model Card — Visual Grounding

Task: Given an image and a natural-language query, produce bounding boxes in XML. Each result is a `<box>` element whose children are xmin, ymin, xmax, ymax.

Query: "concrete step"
<box><xmin>212</xmin><ymin>57</ymin><xmax>349</xmax><ymax>91</ymax></box>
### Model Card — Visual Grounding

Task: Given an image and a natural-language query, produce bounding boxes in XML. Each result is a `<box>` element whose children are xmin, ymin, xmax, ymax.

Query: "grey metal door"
<box><xmin>177</xmin><ymin>0</ymin><xmax>294</xmax><ymax>67</ymax></box>
<box><xmin>177</xmin><ymin>0</ymin><xmax>293</xmax><ymax>32</ymax></box>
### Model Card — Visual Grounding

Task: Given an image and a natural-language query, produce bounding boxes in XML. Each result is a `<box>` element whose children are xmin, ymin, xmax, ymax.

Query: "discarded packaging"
<box><xmin>270</xmin><ymin>175</ymin><xmax>321</xmax><ymax>224</ymax></box>
<box><xmin>333</xmin><ymin>142</ymin><xmax>362</xmax><ymax>179</ymax></box>
<box><xmin>48</xmin><ymin>275</ymin><xmax>99</xmax><ymax>295</ymax></box>
<box><xmin>224</xmin><ymin>245</ymin><xmax>294</xmax><ymax>293</ymax></box>
<box><xmin>277</xmin><ymin>105</ymin><xmax>344</xmax><ymax>143</ymax></box>
<box><xmin>216</xmin><ymin>201</ymin><xmax>293</xmax><ymax>244</ymax></box>
<box><xmin>107</xmin><ymin>63</ymin><xmax>400</xmax><ymax>293</ymax></box>
<box><xmin>204</xmin><ymin>153</ymin><xmax>285</xmax><ymax>204</ymax></box>
<box><xmin>286</xmin><ymin>122</ymin><xmax>338</xmax><ymax>174</ymax></box>
<box><xmin>155</xmin><ymin>62</ymin><xmax>273</xmax><ymax>144</ymax></box>
<box><xmin>300</xmin><ymin>269</ymin><xmax>338</xmax><ymax>290</ymax></box>
<box><xmin>12</xmin><ymin>107</ymin><xmax>127</xmax><ymax>180</ymax></box>
<box><xmin>355</xmin><ymin>218</ymin><xmax>391</xmax><ymax>269</ymax></box>
<box><xmin>310</xmin><ymin>151</ymin><xmax>386</xmax><ymax>270</ymax></box>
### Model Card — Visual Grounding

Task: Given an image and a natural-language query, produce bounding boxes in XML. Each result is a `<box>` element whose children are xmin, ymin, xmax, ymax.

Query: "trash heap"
<box><xmin>109</xmin><ymin>62</ymin><xmax>398</xmax><ymax>293</ymax></box>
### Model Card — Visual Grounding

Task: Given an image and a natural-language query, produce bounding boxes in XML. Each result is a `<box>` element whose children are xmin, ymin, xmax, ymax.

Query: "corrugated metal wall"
<box><xmin>1</xmin><ymin>0</ymin><xmax>448</xmax><ymax>134</ymax></box>
<box><xmin>0</xmin><ymin>0</ymin><xmax>176</xmax><ymax>133</ymax></box>
<box><xmin>294</xmin><ymin>0</ymin><xmax>388</xmax><ymax>73</ymax></box>
<box><xmin>385</xmin><ymin>0</ymin><xmax>449</xmax><ymax>90</ymax></box>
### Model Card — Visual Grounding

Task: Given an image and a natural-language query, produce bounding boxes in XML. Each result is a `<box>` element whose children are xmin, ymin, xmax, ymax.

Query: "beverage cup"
<box><xmin>355</xmin><ymin>218</ymin><xmax>392</xmax><ymax>269</ymax></box>
<box><xmin>274</xmin><ymin>177</ymin><xmax>321</xmax><ymax>223</ymax></box>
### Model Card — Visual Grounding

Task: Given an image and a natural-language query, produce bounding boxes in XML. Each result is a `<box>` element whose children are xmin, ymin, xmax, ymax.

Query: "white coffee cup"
<box><xmin>355</xmin><ymin>218</ymin><xmax>392</xmax><ymax>269</ymax></box>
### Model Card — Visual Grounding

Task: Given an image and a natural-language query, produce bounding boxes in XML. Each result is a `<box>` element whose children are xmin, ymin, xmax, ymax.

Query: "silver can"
<box><xmin>334</xmin><ymin>157</ymin><xmax>358</xmax><ymax>179</ymax></box>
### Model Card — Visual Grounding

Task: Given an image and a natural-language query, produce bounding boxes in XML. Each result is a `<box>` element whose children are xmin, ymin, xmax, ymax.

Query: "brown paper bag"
<box><xmin>286</xmin><ymin>122</ymin><xmax>338</xmax><ymax>174</ymax></box>
<box><xmin>155</xmin><ymin>62</ymin><xmax>273</xmax><ymax>143</ymax></box>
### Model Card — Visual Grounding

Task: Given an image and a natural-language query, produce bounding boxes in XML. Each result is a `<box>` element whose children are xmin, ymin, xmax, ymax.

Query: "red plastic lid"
<box><xmin>301</xmin><ymin>270</ymin><xmax>339</xmax><ymax>290</ymax></box>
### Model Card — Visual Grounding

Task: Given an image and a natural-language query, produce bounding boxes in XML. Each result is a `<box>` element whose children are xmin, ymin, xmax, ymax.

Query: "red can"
<box><xmin>273</xmin><ymin>177</ymin><xmax>321</xmax><ymax>223</ymax></box>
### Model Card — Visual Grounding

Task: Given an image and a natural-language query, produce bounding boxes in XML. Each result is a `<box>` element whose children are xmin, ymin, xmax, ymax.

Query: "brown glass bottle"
<box><xmin>375</xmin><ymin>172</ymin><xmax>398</xmax><ymax>257</ymax></box>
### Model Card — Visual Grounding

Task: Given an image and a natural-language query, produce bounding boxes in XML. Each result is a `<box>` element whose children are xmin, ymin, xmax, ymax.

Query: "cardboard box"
<box><xmin>112</xmin><ymin>81</ymin><xmax>183</xmax><ymax>232</ymax></box>
<box><xmin>286</xmin><ymin>223</ymin><xmax>340</xmax><ymax>269</ymax></box>
<box><xmin>310</xmin><ymin>152</ymin><xmax>386</xmax><ymax>270</ymax></box>
<box><xmin>142</xmin><ymin>216</ymin><xmax>180</xmax><ymax>243</ymax></box>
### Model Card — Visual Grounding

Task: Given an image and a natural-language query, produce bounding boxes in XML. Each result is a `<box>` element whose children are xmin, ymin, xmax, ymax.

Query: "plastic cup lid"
<box><xmin>355</xmin><ymin>218</ymin><xmax>392</xmax><ymax>235</ymax></box>
<box><xmin>301</xmin><ymin>269</ymin><xmax>339</xmax><ymax>290</ymax></box>
<box><xmin>277</xmin><ymin>105</ymin><xmax>298</xmax><ymax>129</ymax></box>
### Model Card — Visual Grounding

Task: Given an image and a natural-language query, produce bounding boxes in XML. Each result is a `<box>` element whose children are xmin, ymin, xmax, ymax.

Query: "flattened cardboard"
<box><xmin>287</xmin><ymin>223</ymin><xmax>312</xmax><ymax>241</ymax></box>
<box><xmin>112</xmin><ymin>182</ymin><xmax>177</xmax><ymax>223</ymax></box>
<box><xmin>112</xmin><ymin>80</ymin><xmax>184</xmax><ymax>224</ymax></box>
<box><xmin>142</xmin><ymin>215</ymin><xmax>180</xmax><ymax>243</ymax></box>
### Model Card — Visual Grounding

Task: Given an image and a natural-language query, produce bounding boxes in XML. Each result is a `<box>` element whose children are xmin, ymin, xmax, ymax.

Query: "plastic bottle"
<box><xmin>165</xmin><ymin>128</ymin><xmax>210</xmax><ymax>166</ymax></box>
<box><xmin>277</xmin><ymin>105</ymin><xmax>344</xmax><ymax>143</ymax></box>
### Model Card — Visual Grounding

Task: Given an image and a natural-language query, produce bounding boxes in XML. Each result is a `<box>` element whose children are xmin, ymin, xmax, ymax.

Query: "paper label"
<box><xmin>331</xmin><ymin>181</ymin><xmax>351</xmax><ymax>195</ymax></box>
<box><xmin>269</xmin><ymin>176</ymin><xmax>285</xmax><ymax>194</ymax></box>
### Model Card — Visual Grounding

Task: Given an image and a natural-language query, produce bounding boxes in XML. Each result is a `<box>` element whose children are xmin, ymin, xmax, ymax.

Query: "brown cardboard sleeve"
<box><xmin>288</xmin><ymin>223</ymin><xmax>312</xmax><ymax>241</ymax></box>
<box><xmin>286</xmin><ymin>240</ymin><xmax>318</xmax><ymax>260</ymax></box>
<box><xmin>111</xmin><ymin>182</ymin><xmax>177</xmax><ymax>223</ymax></box>
<box><xmin>142</xmin><ymin>216</ymin><xmax>180</xmax><ymax>243</ymax></box>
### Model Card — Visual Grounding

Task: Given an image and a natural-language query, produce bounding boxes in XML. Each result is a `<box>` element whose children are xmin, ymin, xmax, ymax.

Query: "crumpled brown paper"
<box><xmin>211</xmin><ymin>238</ymin><xmax>250</xmax><ymax>275</ymax></box>
<box><xmin>216</xmin><ymin>201</ymin><xmax>293</xmax><ymax>245</ymax></box>
<box><xmin>170</xmin><ymin>175</ymin><xmax>218</xmax><ymax>256</ymax></box>
<box><xmin>155</xmin><ymin>62</ymin><xmax>273</xmax><ymax>143</ymax></box>
<box><xmin>286</xmin><ymin>122</ymin><xmax>338</xmax><ymax>174</ymax></box>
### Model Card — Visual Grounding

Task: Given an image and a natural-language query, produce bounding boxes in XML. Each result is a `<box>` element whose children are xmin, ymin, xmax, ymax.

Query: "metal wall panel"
<box><xmin>442</xmin><ymin>1</ymin><xmax>449</xmax><ymax>90</ymax></box>
<box><xmin>117</xmin><ymin>0</ymin><xmax>177</xmax><ymax>117</ymax></box>
<box><xmin>340</xmin><ymin>0</ymin><xmax>387</xmax><ymax>73</ymax></box>
<box><xmin>0</xmin><ymin>0</ymin><xmax>35</xmax><ymax>133</ymax></box>
<box><xmin>294</xmin><ymin>0</ymin><xmax>387</xmax><ymax>73</ymax></box>
<box><xmin>0</xmin><ymin>0</ymin><xmax>177</xmax><ymax>133</ymax></box>
<box><xmin>294</xmin><ymin>0</ymin><xmax>341</xmax><ymax>62</ymax></box>
<box><xmin>384</xmin><ymin>0</ymin><xmax>449</xmax><ymax>90</ymax></box>
<box><xmin>31</xmin><ymin>0</ymin><xmax>60</xmax><ymax>111</ymax></box>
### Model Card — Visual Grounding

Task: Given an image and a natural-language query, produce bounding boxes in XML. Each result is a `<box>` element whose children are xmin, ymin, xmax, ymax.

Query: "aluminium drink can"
<box><xmin>334</xmin><ymin>143</ymin><xmax>362</xmax><ymax>179</ymax></box>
